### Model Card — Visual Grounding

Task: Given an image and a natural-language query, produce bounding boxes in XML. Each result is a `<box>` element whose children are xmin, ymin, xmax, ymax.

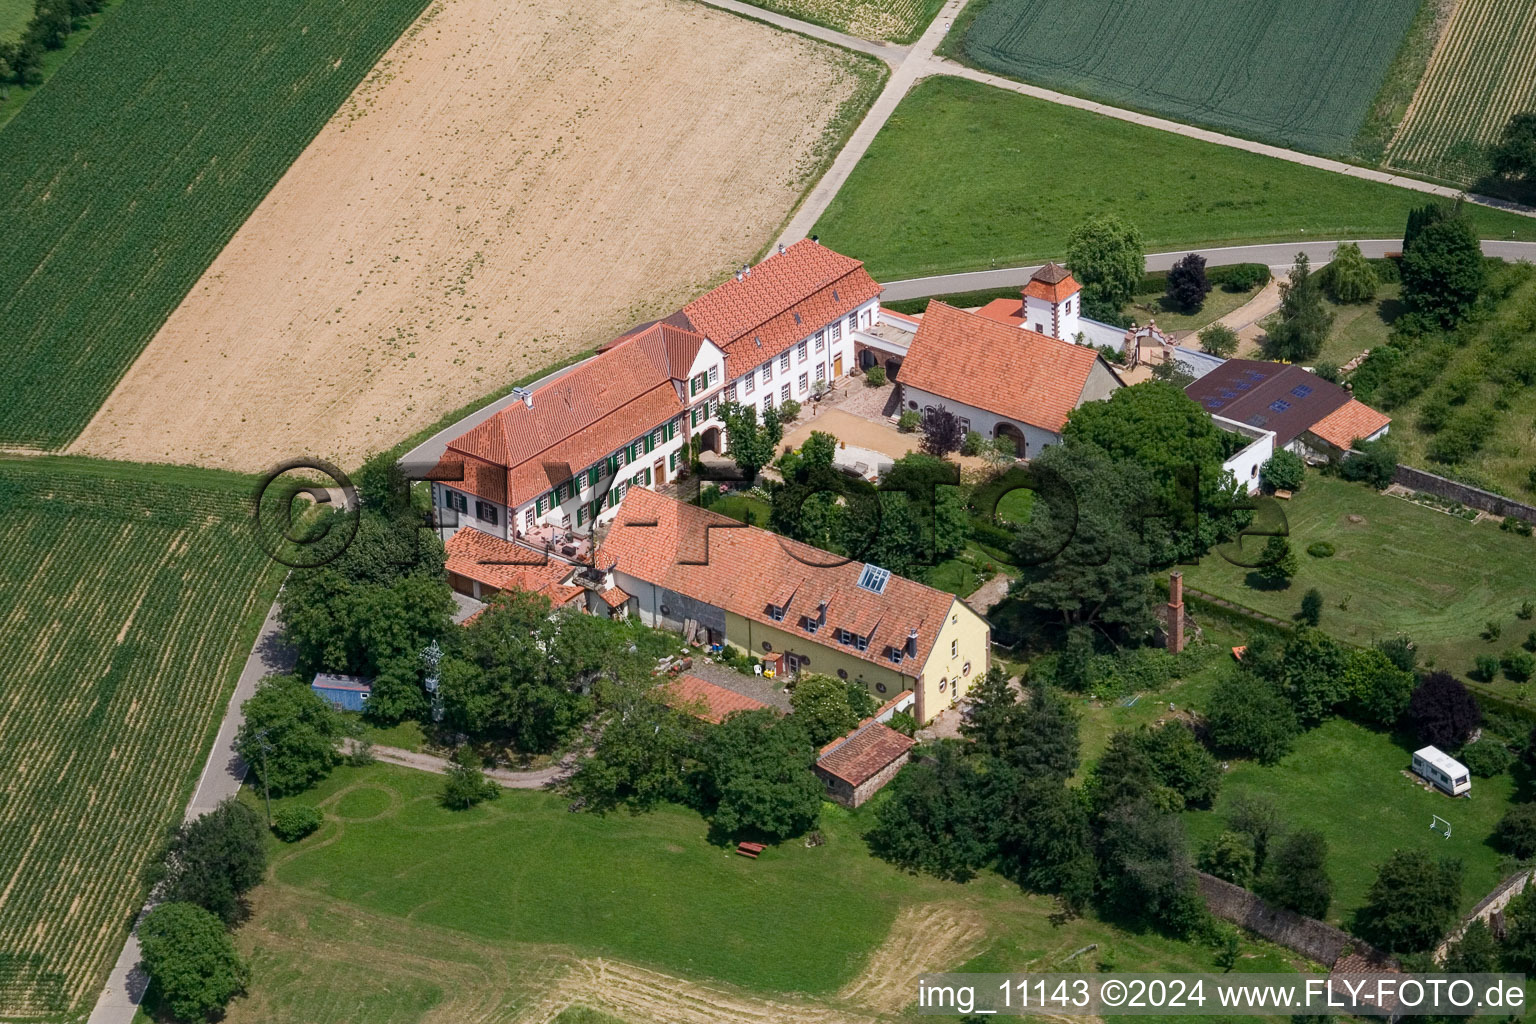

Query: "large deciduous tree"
<box><xmin>788</xmin><ymin>673</ymin><xmax>861</xmax><ymax>745</ymax></box>
<box><xmin>1490</xmin><ymin>110</ymin><xmax>1536</xmax><ymax>184</ymax></box>
<box><xmin>1065</xmin><ymin>215</ymin><xmax>1145</xmax><ymax>313</ymax></box>
<box><xmin>698</xmin><ymin>709</ymin><xmax>822</xmax><ymax>840</ymax></box>
<box><xmin>1355</xmin><ymin>849</ymin><xmax>1462</xmax><ymax>953</ymax></box>
<box><xmin>137</xmin><ymin>903</ymin><xmax>249</xmax><ymax>1023</ymax></box>
<box><xmin>145</xmin><ymin>799</ymin><xmax>267</xmax><ymax>927</ymax></box>
<box><xmin>1401</xmin><ymin>212</ymin><xmax>1486</xmax><ymax>328</ymax></box>
<box><xmin>1166</xmin><ymin>253</ymin><xmax>1211</xmax><ymax>312</ymax></box>
<box><xmin>570</xmin><ymin>682</ymin><xmax>696</xmax><ymax>812</ymax></box>
<box><xmin>235</xmin><ymin>675</ymin><xmax>346</xmax><ymax>797</ymax></box>
<box><xmin>1204</xmin><ymin>669</ymin><xmax>1298</xmax><ymax>765</ymax></box>
<box><xmin>1256</xmin><ymin>829</ymin><xmax>1332</xmax><ymax>919</ymax></box>
<box><xmin>1408</xmin><ymin>671</ymin><xmax>1482</xmax><ymax>749</ymax></box>
<box><xmin>719</xmin><ymin>402</ymin><xmax>783</xmax><ymax>481</ymax></box>
<box><xmin>1320</xmin><ymin>242</ymin><xmax>1379</xmax><ymax>304</ymax></box>
<box><xmin>866</xmin><ymin>740</ymin><xmax>998</xmax><ymax>881</ymax></box>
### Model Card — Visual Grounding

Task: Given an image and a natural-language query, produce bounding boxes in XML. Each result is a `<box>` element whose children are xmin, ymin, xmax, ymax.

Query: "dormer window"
<box><xmin>804</xmin><ymin>618</ymin><xmax>819</xmax><ymax>634</ymax></box>
<box><xmin>887</xmin><ymin>647</ymin><xmax>903</xmax><ymax>665</ymax></box>
<box><xmin>768</xmin><ymin>604</ymin><xmax>785</xmax><ymax>622</ymax></box>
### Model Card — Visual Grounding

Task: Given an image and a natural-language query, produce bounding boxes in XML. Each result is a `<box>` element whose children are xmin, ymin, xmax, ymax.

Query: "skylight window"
<box><xmin>1291</xmin><ymin>384</ymin><xmax>1313</xmax><ymax>398</ymax></box>
<box><xmin>1269</xmin><ymin>400</ymin><xmax>1291</xmax><ymax>412</ymax></box>
<box><xmin>856</xmin><ymin>564</ymin><xmax>890</xmax><ymax>595</ymax></box>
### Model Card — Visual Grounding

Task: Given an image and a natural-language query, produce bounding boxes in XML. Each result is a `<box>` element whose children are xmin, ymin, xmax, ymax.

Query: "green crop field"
<box><xmin>955</xmin><ymin>0</ymin><xmax>1421</xmax><ymax>155</ymax></box>
<box><xmin>0</xmin><ymin>0</ymin><xmax>30</xmax><ymax>41</ymax></box>
<box><xmin>1185</xmin><ymin>718</ymin><xmax>1519</xmax><ymax>924</ymax></box>
<box><xmin>812</xmin><ymin>77</ymin><xmax>1536</xmax><ymax>281</ymax></box>
<box><xmin>1179</xmin><ymin>476</ymin><xmax>1536</xmax><ymax>683</ymax></box>
<box><xmin>230</xmin><ymin>762</ymin><xmax>1298</xmax><ymax>1024</ymax></box>
<box><xmin>1385</xmin><ymin>0</ymin><xmax>1536</xmax><ymax>184</ymax></box>
<box><xmin>735</xmin><ymin>0</ymin><xmax>944</xmax><ymax>42</ymax></box>
<box><xmin>0</xmin><ymin>0</ymin><xmax>433</xmax><ymax>451</ymax></box>
<box><xmin>0</xmin><ymin>457</ymin><xmax>281</xmax><ymax>1019</ymax></box>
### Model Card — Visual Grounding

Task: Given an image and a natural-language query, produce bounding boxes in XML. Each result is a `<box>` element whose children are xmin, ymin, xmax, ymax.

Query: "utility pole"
<box><xmin>253</xmin><ymin>728</ymin><xmax>274</xmax><ymax>825</ymax></box>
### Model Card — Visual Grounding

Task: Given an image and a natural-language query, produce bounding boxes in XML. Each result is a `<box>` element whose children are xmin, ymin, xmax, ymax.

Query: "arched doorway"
<box><xmin>858</xmin><ymin>348</ymin><xmax>877</xmax><ymax>371</ymax></box>
<box><xmin>993</xmin><ymin>422</ymin><xmax>1026</xmax><ymax>460</ymax></box>
<box><xmin>699</xmin><ymin>426</ymin><xmax>722</xmax><ymax>454</ymax></box>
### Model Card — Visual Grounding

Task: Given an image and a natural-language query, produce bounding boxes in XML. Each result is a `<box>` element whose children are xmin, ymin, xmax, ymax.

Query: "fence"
<box><xmin>1393</xmin><ymin>465</ymin><xmax>1536</xmax><ymax>524</ymax></box>
<box><xmin>1433</xmin><ymin>868</ymin><xmax>1536</xmax><ymax>962</ymax></box>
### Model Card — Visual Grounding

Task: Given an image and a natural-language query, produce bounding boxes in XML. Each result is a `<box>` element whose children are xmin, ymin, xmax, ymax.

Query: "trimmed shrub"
<box><xmin>1494</xmin><ymin>804</ymin><xmax>1536</xmax><ymax>858</ymax></box>
<box><xmin>864</xmin><ymin>365</ymin><xmax>886</xmax><ymax>387</ymax></box>
<box><xmin>779</xmin><ymin>399</ymin><xmax>801</xmax><ymax>422</ymax></box>
<box><xmin>1212</xmin><ymin>263</ymin><xmax>1268</xmax><ymax>292</ymax></box>
<box><xmin>1306</xmin><ymin>541</ymin><xmax>1336</xmax><ymax>558</ymax></box>
<box><xmin>1197</xmin><ymin>322</ymin><xmax>1238</xmax><ymax>357</ymax></box>
<box><xmin>1460</xmin><ymin>739</ymin><xmax>1515</xmax><ymax>778</ymax></box>
<box><xmin>1502</xmin><ymin>648</ymin><xmax>1535</xmax><ymax>682</ymax></box>
<box><xmin>1260</xmin><ymin>450</ymin><xmax>1305</xmax><ymax>492</ymax></box>
<box><xmin>1474</xmin><ymin>654</ymin><xmax>1501</xmax><ymax>681</ymax></box>
<box><xmin>897</xmin><ymin>410</ymin><xmax>920</xmax><ymax>433</ymax></box>
<box><xmin>961</xmin><ymin>430</ymin><xmax>986</xmax><ymax>457</ymax></box>
<box><xmin>271</xmin><ymin>805</ymin><xmax>322</xmax><ymax>842</ymax></box>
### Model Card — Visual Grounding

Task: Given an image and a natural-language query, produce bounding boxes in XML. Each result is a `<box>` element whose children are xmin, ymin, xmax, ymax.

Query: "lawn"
<box><xmin>0</xmin><ymin>0</ymin><xmax>434</xmax><ymax>449</ymax></box>
<box><xmin>242</xmin><ymin>761</ymin><xmax>1303</xmax><ymax>1023</ymax></box>
<box><xmin>955</xmin><ymin>0</ymin><xmax>1421</xmax><ymax>155</ymax></box>
<box><xmin>706</xmin><ymin>493</ymin><xmax>772</xmax><ymax>527</ymax></box>
<box><xmin>811</xmin><ymin>77</ymin><xmax>1536</xmax><ymax>282</ymax></box>
<box><xmin>0</xmin><ymin>456</ymin><xmax>283</xmax><ymax>1018</ymax></box>
<box><xmin>1184</xmin><ymin>718</ymin><xmax>1522</xmax><ymax>924</ymax></box>
<box><xmin>0</xmin><ymin>0</ymin><xmax>30</xmax><ymax>40</ymax></box>
<box><xmin>1125</xmin><ymin>278</ymin><xmax>1266</xmax><ymax>334</ymax></box>
<box><xmin>1314</xmin><ymin>284</ymin><xmax>1403</xmax><ymax>367</ymax></box>
<box><xmin>1179</xmin><ymin>475</ymin><xmax>1536</xmax><ymax>682</ymax></box>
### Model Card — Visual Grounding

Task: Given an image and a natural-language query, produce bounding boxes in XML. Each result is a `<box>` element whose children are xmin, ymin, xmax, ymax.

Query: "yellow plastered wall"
<box><xmin>723</xmin><ymin>611</ymin><xmax>916</xmax><ymax>706</ymax></box>
<box><xmin>914</xmin><ymin>599</ymin><xmax>992</xmax><ymax>722</ymax></box>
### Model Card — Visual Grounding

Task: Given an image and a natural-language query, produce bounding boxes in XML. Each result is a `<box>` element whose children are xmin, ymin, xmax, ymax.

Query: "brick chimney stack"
<box><xmin>1166</xmin><ymin>571</ymin><xmax>1186</xmax><ymax>654</ymax></box>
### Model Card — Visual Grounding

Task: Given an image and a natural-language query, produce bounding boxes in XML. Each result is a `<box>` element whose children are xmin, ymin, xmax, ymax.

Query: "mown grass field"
<box><xmin>0</xmin><ymin>457</ymin><xmax>282</xmax><ymax>1019</ymax></box>
<box><xmin>234</xmin><ymin>762</ymin><xmax>1299</xmax><ymax>1024</ymax></box>
<box><xmin>0</xmin><ymin>0</ymin><xmax>30</xmax><ymax>40</ymax></box>
<box><xmin>1385</xmin><ymin>0</ymin><xmax>1536</xmax><ymax>184</ymax></box>
<box><xmin>955</xmin><ymin>0</ymin><xmax>1421</xmax><ymax>155</ymax></box>
<box><xmin>0</xmin><ymin>0</ymin><xmax>434</xmax><ymax>450</ymax></box>
<box><xmin>1179</xmin><ymin>476</ymin><xmax>1536</xmax><ymax>682</ymax></box>
<box><xmin>1184</xmin><ymin>718</ymin><xmax>1522</xmax><ymax>924</ymax></box>
<box><xmin>812</xmin><ymin>78</ymin><xmax>1536</xmax><ymax>281</ymax></box>
<box><xmin>1314</xmin><ymin>284</ymin><xmax>1404</xmax><ymax>367</ymax></box>
<box><xmin>735</xmin><ymin>0</ymin><xmax>943</xmax><ymax>42</ymax></box>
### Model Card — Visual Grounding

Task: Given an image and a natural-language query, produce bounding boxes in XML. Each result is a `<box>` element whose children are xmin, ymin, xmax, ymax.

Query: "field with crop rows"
<box><xmin>958</xmin><ymin>0</ymin><xmax>1420</xmax><ymax>154</ymax></box>
<box><xmin>1384</xmin><ymin>0</ymin><xmax>1536</xmax><ymax>182</ymax></box>
<box><xmin>736</xmin><ymin>0</ymin><xmax>942</xmax><ymax>41</ymax></box>
<box><xmin>0</xmin><ymin>458</ymin><xmax>281</xmax><ymax>1019</ymax></box>
<box><xmin>0</xmin><ymin>0</ymin><xmax>433</xmax><ymax>451</ymax></box>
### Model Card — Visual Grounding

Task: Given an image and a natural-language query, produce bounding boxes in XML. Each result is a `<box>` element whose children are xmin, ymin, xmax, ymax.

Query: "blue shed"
<box><xmin>311</xmin><ymin>673</ymin><xmax>372</xmax><ymax>712</ymax></box>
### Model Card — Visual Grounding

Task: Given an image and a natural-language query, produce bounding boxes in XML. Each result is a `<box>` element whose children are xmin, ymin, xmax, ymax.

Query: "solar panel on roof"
<box><xmin>1220</xmin><ymin>389</ymin><xmax>1237</xmax><ymax>399</ymax></box>
<box><xmin>1269</xmin><ymin>399</ymin><xmax>1291</xmax><ymax>412</ymax></box>
<box><xmin>1291</xmin><ymin>384</ymin><xmax>1313</xmax><ymax>398</ymax></box>
<box><xmin>1235</xmin><ymin>381</ymin><xmax>1251</xmax><ymax>391</ymax></box>
<box><xmin>1208</xmin><ymin>400</ymin><xmax>1224</xmax><ymax>409</ymax></box>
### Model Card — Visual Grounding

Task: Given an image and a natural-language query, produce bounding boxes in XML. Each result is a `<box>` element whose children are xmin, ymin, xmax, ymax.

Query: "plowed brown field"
<box><xmin>72</xmin><ymin>0</ymin><xmax>875</xmax><ymax>471</ymax></box>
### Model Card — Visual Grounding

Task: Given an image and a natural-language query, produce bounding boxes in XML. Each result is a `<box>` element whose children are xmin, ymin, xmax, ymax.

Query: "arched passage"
<box><xmin>993</xmin><ymin>422</ymin><xmax>1026</xmax><ymax>460</ymax></box>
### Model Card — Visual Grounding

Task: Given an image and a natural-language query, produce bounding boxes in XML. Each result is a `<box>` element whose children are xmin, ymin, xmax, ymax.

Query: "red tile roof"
<box><xmin>599</xmin><ymin>488</ymin><xmax>960</xmax><ymax>673</ymax></box>
<box><xmin>444</xmin><ymin>529</ymin><xmax>584</xmax><ymax>606</ymax></box>
<box><xmin>681</xmin><ymin>240</ymin><xmax>882</xmax><ymax>379</ymax></box>
<box><xmin>664</xmin><ymin>673</ymin><xmax>770</xmax><ymax>724</ymax></box>
<box><xmin>1308</xmin><ymin>399</ymin><xmax>1391</xmax><ymax>450</ymax></box>
<box><xmin>816</xmin><ymin>722</ymin><xmax>915</xmax><ymax>786</ymax></box>
<box><xmin>1023</xmin><ymin>262</ymin><xmax>1080</xmax><ymax>303</ymax></box>
<box><xmin>973</xmin><ymin>297</ymin><xmax>1027</xmax><ymax>326</ymax></box>
<box><xmin>897</xmin><ymin>302</ymin><xmax>1108</xmax><ymax>432</ymax></box>
<box><xmin>435</xmin><ymin>326</ymin><xmax>702</xmax><ymax>508</ymax></box>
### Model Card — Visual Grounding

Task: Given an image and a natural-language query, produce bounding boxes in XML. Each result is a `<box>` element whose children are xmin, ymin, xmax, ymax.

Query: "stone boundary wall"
<box><xmin>1392</xmin><ymin>465</ymin><xmax>1536</xmax><ymax>523</ymax></box>
<box><xmin>1195</xmin><ymin>871</ymin><xmax>1362</xmax><ymax>966</ymax></box>
<box><xmin>1433</xmin><ymin>868</ymin><xmax>1536</xmax><ymax>961</ymax></box>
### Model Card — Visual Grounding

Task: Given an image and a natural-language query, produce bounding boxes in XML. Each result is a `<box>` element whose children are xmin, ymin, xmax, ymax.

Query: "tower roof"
<box><xmin>1025</xmin><ymin>262</ymin><xmax>1081</xmax><ymax>302</ymax></box>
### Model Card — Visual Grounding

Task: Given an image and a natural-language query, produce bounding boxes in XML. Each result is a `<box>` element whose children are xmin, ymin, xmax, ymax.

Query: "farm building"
<box><xmin>1412</xmin><ymin>746</ymin><xmax>1471</xmax><ymax>796</ymax></box>
<box><xmin>1185</xmin><ymin>359</ymin><xmax>1390</xmax><ymax>460</ymax></box>
<box><xmin>428</xmin><ymin>239</ymin><xmax>881</xmax><ymax>545</ymax></box>
<box><xmin>664</xmin><ymin>673</ymin><xmax>771</xmax><ymax>724</ymax></box>
<box><xmin>596</xmin><ymin>487</ymin><xmax>990</xmax><ymax>724</ymax></box>
<box><xmin>894</xmin><ymin>299</ymin><xmax>1123</xmax><ymax>458</ymax></box>
<box><xmin>311</xmin><ymin>674</ymin><xmax>372</xmax><ymax>712</ymax></box>
<box><xmin>814</xmin><ymin>721</ymin><xmax>916</xmax><ymax>807</ymax></box>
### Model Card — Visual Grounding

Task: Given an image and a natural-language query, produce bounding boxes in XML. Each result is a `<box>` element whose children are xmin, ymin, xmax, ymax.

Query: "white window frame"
<box><xmin>761</xmin><ymin>364</ymin><xmax>772</xmax><ymax>385</ymax></box>
<box><xmin>797</xmin><ymin>340</ymin><xmax>808</xmax><ymax>362</ymax></box>
<box><xmin>708</xmin><ymin>364</ymin><xmax>719</xmax><ymax>385</ymax></box>
<box><xmin>780</xmin><ymin>384</ymin><xmax>791</xmax><ymax>403</ymax></box>
<box><xmin>814</xmin><ymin>329</ymin><xmax>825</xmax><ymax>352</ymax></box>
<box><xmin>744</xmin><ymin>373</ymin><xmax>755</xmax><ymax>394</ymax></box>
<box><xmin>779</xmin><ymin>352</ymin><xmax>790</xmax><ymax>373</ymax></box>
<box><xmin>797</xmin><ymin>372</ymin><xmax>808</xmax><ymax>393</ymax></box>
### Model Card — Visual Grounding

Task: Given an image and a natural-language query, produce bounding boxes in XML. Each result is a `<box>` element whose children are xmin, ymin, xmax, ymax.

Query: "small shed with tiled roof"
<box><xmin>896</xmin><ymin>301</ymin><xmax>1122</xmax><ymax>459</ymax></box>
<box><xmin>815</xmin><ymin>721</ymin><xmax>916</xmax><ymax>807</ymax></box>
<box><xmin>664</xmin><ymin>674</ymin><xmax>771</xmax><ymax>724</ymax></box>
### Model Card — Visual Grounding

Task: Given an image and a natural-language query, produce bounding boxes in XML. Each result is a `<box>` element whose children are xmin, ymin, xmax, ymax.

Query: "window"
<box><xmin>1269</xmin><ymin>399</ymin><xmax>1292</xmax><ymax>413</ymax></box>
<box><xmin>725</xmin><ymin>383</ymin><xmax>737</xmax><ymax>402</ymax></box>
<box><xmin>763</xmin><ymin>391</ymin><xmax>773</xmax><ymax>409</ymax></box>
<box><xmin>951</xmin><ymin>639</ymin><xmax>958</xmax><ymax>657</ymax></box>
<box><xmin>669</xmin><ymin>450</ymin><xmax>678</xmax><ymax>471</ymax></box>
<box><xmin>536</xmin><ymin>494</ymin><xmax>548</xmax><ymax>515</ymax></box>
<box><xmin>837</xmin><ymin>669</ymin><xmax>847</xmax><ymax>680</ymax></box>
<box><xmin>446</xmin><ymin>490</ymin><xmax>468</xmax><ymax>514</ymax></box>
<box><xmin>837</xmin><ymin>629</ymin><xmax>851</xmax><ymax>646</ymax></box>
<box><xmin>798</xmin><ymin>372</ymin><xmax>808</xmax><ymax>393</ymax></box>
<box><xmin>780</xmin><ymin>384</ymin><xmax>791</xmax><ymax>403</ymax></box>
<box><xmin>761</xmin><ymin>364</ymin><xmax>772</xmax><ymax>385</ymax></box>
<box><xmin>855</xmin><ymin>635</ymin><xmax>869</xmax><ymax>652</ymax></box>
<box><xmin>857</xmin><ymin>564</ymin><xmax>890</xmax><ymax>594</ymax></box>
<box><xmin>804</xmin><ymin>618</ymin><xmax>819</xmax><ymax>634</ymax></box>
<box><xmin>744</xmin><ymin>374</ymin><xmax>755</xmax><ymax>394</ymax></box>
<box><xmin>830</xmin><ymin>322</ymin><xmax>841</xmax><ymax>341</ymax></box>
<box><xmin>875</xmin><ymin>681</ymin><xmax>887</xmax><ymax>694</ymax></box>
<box><xmin>576</xmin><ymin>505</ymin><xmax>587</xmax><ymax>526</ymax></box>
<box><xmin>887</xmin><ymin>648</ymin><xmax>903</xmax><ymax>664</ymax></box>
<box><xmin>962</xmin><ymin>661</ymin><xmax>971</xmax><ymax>676</ymax></box>
<box><xmin>797</xmin><ymin>340</ymin><xmax>808</xmax><ymax>362</ymax></box>
<box><xmin>939</xmin><ymin>679</ymin><xmax>948</xmax><ymax>692</ymax></box>
<box><xmin>652</xmin><ymin>428</ymin><xmax>663</xmax><ymax>447</ymax></box>
<box><xmin>587</xmin><ymin>465</ymin><xmax>601</xmax><ymax>488</ymax></box>
<box><xmin>690</xmin><ymin>372</ymin><xmax>706</xmax><ymax>396</ymax></box>
<box><xmin>690</xmin><ymin>407</ymin><xmax>702</xmax><ymax>427</ymax></box>
<box><xmin>779</xmin><ymin>352</ymin><xmax>790</xmax><ymax>373</ymax></box>
<box><xmin>768</xmin><ymin>604</ymin><xmax>785</xmax><ymax>622</ymax></box>
<box><xmin>708</xmin><ymin>364</ymin><xmax>718</xmax><ymax>385</ymax></box>
<box><xmin>524</xmin><ymin>507</ymin><xmax>535</xmax><ymax>530</ymax></box>
<box><xmin>958</xmin><ymin>417</ymin><xmax>970</xmax><ymax>432</ymax></box>
<box><xmin>847</xmin><ymin>314</ymin><xmax>857</xmax><ymax>333</ymax></box>
<box><xmin>1034</xmin><ymin>322</ymin><xmax>1044</xmax><ymax>333</ymax></box>
<box><xmin>476</xmin><ymin>500</ymin><xmax>499</xmax><ymax>525</ymax></box>
<box><xmin>814</xmin><ymin>329</ymin><xmax>825</xmax><ymax>351</ymax></box>
<box><xmin>1291</xmin><ymin>384</ymin><xmax>1314</xmax><ymax>398</ymax></box>
<box><xmin>814</xmin><ymin>363</ymin><xmax>825</xmax><ymax>383</ymax></box>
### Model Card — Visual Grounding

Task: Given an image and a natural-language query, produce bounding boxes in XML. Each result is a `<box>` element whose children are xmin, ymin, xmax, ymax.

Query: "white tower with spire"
<box><xmin>1022</xmin><ymin>262</ymin><xmax>1083</xmax><ymax>342</ymax></box>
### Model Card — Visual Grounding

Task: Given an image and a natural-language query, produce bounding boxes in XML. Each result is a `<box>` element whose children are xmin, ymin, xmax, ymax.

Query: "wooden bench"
<box><xmin>736</xmin><ymin>841</ymin><xmax>766</xmax><ymax>859</ymax></box>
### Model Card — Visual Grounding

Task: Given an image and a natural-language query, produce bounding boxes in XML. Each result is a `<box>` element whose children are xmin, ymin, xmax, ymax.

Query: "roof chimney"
<box><xmin>905</xmin><ymin>627</ymin><xmax>918</xmax><ymax>659</ymax></box>
<box><xmin>511</xmin><ymin>386</ymin><xmax>534</xmax><ymax>409</ymax></box>
<box><xmin>777</xmin><ymin>243</ymin><xmax>786</xmax><ymax>255</ymax></box>
<box><xmin>743</xmin><ymin>263</ymin><xmax>751</xmax><ymax>278</ymax></box>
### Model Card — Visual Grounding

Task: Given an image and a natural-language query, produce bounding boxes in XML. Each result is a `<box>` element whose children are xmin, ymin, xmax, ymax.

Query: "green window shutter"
<box><xmin>643</xmin><ymin>434</ymin><xmax>654</xmax><ymax>454</ymax></box>
<box><xmin>576</xmin><ymin>505</ymin><xmax>586</xmax><ymax>526</ymax></box>
<box><xmin>669</xmin><ymin>450</ymin><xmax>678</xmax><ymax>470</ymax></box>
<box><xmin>644</xmin><ymin>468</ymin><xmax>652</xmax><ymax>485</ymax></box>
<box><xmin>665</xmin><ymin>421</ymin><xmax>676</xmax><ymax>440</ymax></box>
<box><xmin>536</xmin><ymin>495</ymin><xmax>546</xmax><ymax>515</ymax></box>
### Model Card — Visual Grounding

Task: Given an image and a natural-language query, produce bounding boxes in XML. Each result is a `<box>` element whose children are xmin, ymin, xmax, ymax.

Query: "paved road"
<box><xmin>86</xmin><ymin>599</ymin><xmax>295</xmax><ymax>1024</ymax></box>
<box><xmin>879</xmin><ymin>239</ymin><xmax>1536</xmax><ymax>301</ymax></box>
<box><xmin>709</xmin><ymin>0</ymin><xmax>1535</xmax><ymax>251</ymax></box>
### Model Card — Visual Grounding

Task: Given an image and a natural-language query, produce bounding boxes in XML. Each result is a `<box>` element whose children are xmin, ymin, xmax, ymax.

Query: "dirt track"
<box><xmin>73</xmin><ymin>0</ymin><xmax>870</xmax><ymax>471</ymax></box>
